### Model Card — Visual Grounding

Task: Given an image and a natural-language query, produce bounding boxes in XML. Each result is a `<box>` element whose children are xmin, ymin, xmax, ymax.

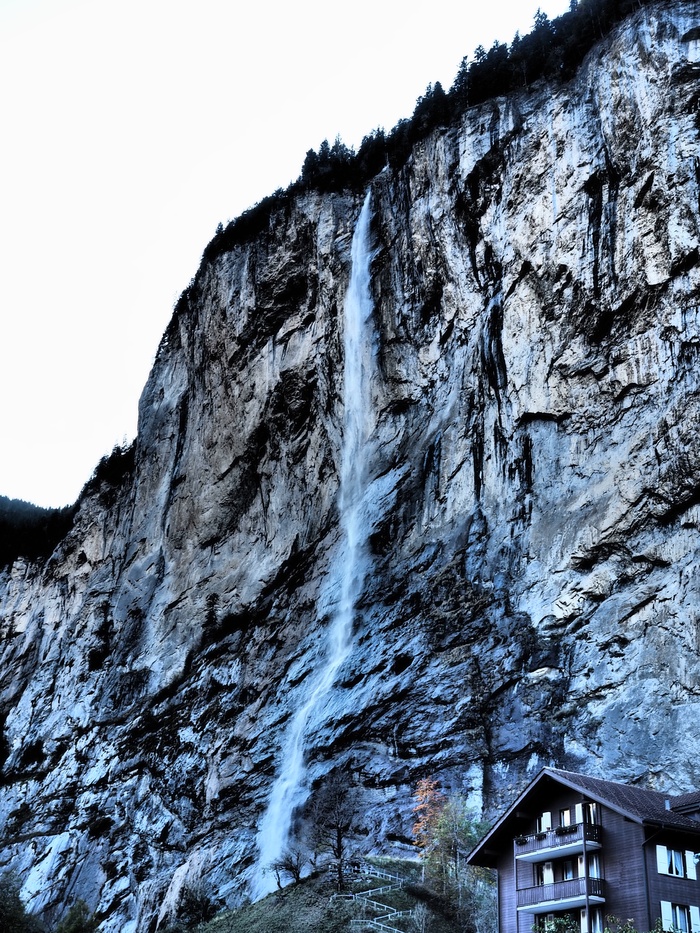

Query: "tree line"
<box><xmin>0</xmin><ymin>496</ymin><xmax>76</xmax><ymax>570</ymax></box>
<box><xmin>203</xmin><ymin>0</ymin><xmax>663</xmax><ymax>264</ymax></box>
<box><xmin>0</xmin><ymin>442</ymin><xmax>135</xmax><ymax>571</ymax></box>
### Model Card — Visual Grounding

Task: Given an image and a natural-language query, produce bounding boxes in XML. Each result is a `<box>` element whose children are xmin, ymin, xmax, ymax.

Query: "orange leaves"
<box><xmin>412</xmin><ymin>776</ymin><xmax>446</xmax><ymax>851</ymax></box>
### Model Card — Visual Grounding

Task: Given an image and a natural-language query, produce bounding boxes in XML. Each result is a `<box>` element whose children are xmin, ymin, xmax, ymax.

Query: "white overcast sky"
<box><xmin>0</xmin><ymin>0</ymin><xmax>570</xmax><ymax>508</ymax></box>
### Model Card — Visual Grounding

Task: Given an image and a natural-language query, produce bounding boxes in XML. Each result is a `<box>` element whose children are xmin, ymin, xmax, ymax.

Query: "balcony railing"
<box><xmin>514</xmin><ymin>823</ymin><xmax>602</xmax><ymax>857</ymax></box>
<box><xmin>517</xmin><ymin>877</ymin><xmax>605</xmax><ymax>909</ymax></box>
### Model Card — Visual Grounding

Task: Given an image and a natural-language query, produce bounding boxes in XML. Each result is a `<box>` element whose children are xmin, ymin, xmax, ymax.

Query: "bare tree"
<box><xmin>306</xmin><ymin>767</ymin><xmax>358</xmax><ymax>889</ymax></box>
<box><xmin>270</xmin><ymin>848</ymin><xmax>306</xmax><ymax>888</ymax></box>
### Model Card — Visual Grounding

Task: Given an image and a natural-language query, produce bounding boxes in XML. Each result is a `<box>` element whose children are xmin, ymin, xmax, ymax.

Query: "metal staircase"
<box><xmin>332</xmin><ymin>862</ymin><xmax>416</xmax><ymax>933</ymax></box>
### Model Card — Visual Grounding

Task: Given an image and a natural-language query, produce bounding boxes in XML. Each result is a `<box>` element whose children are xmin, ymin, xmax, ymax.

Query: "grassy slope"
<box><xmin>195</xmin><ymin>860</ymin><xmax>457</xmax><ymax>933</ymax></box>
<box><xmin>198</xmin><ymin>874</ymin><xmax>354</xmax><ymax>933</ymax></box>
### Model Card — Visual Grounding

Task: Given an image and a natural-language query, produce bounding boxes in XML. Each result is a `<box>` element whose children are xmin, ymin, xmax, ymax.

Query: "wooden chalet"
<box><xmin>467</xmin><ymin>768</ymin><xmax>700</xmax><ymax>933</ymax></box>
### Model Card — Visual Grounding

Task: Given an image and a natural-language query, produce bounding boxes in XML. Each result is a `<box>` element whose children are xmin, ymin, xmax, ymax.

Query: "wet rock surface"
<box><xmin>2</xmin><ymin>4</ymin><xmax>700</xmax><ymax>928</ymax></box>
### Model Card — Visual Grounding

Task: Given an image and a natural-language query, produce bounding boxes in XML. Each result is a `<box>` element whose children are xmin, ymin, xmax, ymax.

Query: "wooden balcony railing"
<box><xmin>517</xmin><ymin>877</ymin><xmax>605</xmax><ymax>908</ymax></box>
<box><xmin>514</xmin><ymin>822</ymin><xmax>602</xmax><ymax>856</ymax></box>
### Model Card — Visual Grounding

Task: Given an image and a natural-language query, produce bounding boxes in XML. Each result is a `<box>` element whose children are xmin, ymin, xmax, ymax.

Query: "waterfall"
<box><xmin>251</xmin><ymin>191</ymin><xmax>376</xmax><ymax>899</ymax></box>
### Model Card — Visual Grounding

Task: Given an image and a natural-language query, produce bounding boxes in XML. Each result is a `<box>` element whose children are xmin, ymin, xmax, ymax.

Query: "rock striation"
<box><xmin>2</xmin><ymin>2</ymin><xmax>700</xmax><ymax>928</ymax></box>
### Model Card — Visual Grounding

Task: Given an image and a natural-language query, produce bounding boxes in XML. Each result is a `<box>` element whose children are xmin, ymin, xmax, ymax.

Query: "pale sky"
<box><xmin>0</xmin><ymin>0</ymin><xmax>571</xmax><ymax>508</ymax></box>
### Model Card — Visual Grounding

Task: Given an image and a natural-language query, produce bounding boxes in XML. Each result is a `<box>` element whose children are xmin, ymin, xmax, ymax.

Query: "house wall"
<box><xmin>645</xmin><ymin>833</ymin><xmax>700</xmax><ymax>927</ymax></box>
<box><xmin>496</xmin><ymin>847</ymin><xmax>517</xmax><ymax>933</ymax></box>
<box><xmin>595</xmin><ymin>806</ymin><xmax>649</xmax><ymax>927</ymax></box>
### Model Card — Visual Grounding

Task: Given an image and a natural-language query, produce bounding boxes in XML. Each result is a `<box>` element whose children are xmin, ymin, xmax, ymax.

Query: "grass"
<box><xmin>196</xmin><ymin>873</ymin><xmax>354</xmax><ymax>933</ymax></box>
<box><xmin>190</xmin><ymin>860</ymin><xmax>459</xmax><ymax>933</ymax></box>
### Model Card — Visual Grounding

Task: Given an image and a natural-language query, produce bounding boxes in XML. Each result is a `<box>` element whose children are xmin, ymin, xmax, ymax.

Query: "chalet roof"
<box><xmin>546</xmin><ymin>769</ymin><xmax>700</xmax><ymax>831</ymax></box>
<box><xmin>670</xmin><ymin>790</ymin><xmax>700</xmax><ymax>812</ymax></box>
<box><xmin>467</xmin><ymin>767</ymin><xmax>700</xmax><ymax>867</ymax></box>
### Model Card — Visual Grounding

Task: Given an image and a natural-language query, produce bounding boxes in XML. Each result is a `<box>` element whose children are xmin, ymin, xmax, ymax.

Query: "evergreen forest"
<box><xmin>202</xmin><ymin>0</ymin><xmax>666</xmax><ymax>262</ymax></box>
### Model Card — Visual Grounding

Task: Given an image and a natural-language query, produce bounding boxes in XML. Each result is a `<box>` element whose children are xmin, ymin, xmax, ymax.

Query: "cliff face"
<box><xmin>3</xmin><ymin>3</ymin><xmax>700</xmax><ymax>928</ymax></box>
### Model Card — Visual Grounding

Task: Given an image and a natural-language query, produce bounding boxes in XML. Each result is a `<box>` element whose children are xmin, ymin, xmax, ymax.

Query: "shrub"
<box><xmin>0</xmin><ymin>873</ymin><xmax>42</xmax><ymax>932</ymax></box>
<box><xmin>55</xmin><ymin>899</ymin><xmax>98</xmax><ymax>933</ymax></box>
<box><xmin>177</xmin><ymin>882</ymin><xmax>218</xmax><ymax>925</ymax></box>
<box><xmin>80</xmin><ymin>441</ymin><xmax>136</xmax><ymax>497</ymax></box>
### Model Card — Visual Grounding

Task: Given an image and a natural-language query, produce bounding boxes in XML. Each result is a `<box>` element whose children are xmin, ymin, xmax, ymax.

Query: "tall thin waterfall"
<box><xmin>251</xmin><ymin>191</ymin><xmax>376</xmax><ymax>898</ymax></box>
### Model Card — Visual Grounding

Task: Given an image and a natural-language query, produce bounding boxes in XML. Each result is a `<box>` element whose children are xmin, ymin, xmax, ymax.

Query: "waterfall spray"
<box><xmin>251</xmin><ymin>191</ymin><xmax>376</xmax><ymax>898</ymax></box>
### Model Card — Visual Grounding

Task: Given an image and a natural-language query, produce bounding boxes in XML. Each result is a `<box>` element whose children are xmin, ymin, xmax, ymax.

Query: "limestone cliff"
<box><xmin>2</xmin><ymin>2</ymin><xmax>700</xmax><ymax>928</ymax></box>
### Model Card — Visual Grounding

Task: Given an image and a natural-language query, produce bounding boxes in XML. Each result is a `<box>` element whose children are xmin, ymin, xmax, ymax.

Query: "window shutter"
<box><xmin>687</xmin><ymin>851</ymin><xmax>698</xmax><ymax>881</ymax></box>
<box><xmin>543</xmin><ymin>861</ymin><xmax>554</xmax><ymax>884</ymax></box>
<box><xmin>690</xmin><ymin>906</ymin><xmax>700</xmax><ymax>933</ymax></box>
<box><xmin>661</xmin><ymin>901</ymin><xmax>674</xmax><ymax>931</ymax></box>
<box><xmin>657</xmin><ymin>845</ymin><xmax>668</xmax><ymax>875</ymax></box>
<box><xmin>575</xmin><ymin>803</ymin><xmax>583</xmax><ymax>824</ymax></box>
<box><xmin>541</xmin><ymin>811</ymin><xmax>552</xmax><ymax>831</ymax></box>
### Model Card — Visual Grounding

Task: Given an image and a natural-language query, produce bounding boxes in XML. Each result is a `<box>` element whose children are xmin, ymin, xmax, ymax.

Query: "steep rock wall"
<box><xmin>2</xmin><ymin>2</ymin><xmax>700</xmax><ymax>928</ymax></box>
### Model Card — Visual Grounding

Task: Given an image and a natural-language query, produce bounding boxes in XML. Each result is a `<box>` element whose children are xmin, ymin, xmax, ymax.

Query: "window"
<box><xmin>584</xmin><ymin>802</ymin><xmax>599</xmax><ymax>824</ymax></box>
<box><xmin>581</xmin><ymin>907</ymin><xmax>604</xmax><ymax>933</ymax></box>
<box><xmin>536</xmin><ymin>862</ymin><xmax>554</xmax><ymax>885</ymax></box>
<box><xmin>672</xmin><ymin>904</ymin><xmax>688</xmax><ymax>933</ymax></box>
<box><xmin>578</xmin><ymin>853</ymin><xmax>601</xmax><ymax>879</ymax></box>
<box><xmin>572</xmin><ymin>801</ymin><xmax>598</xmax><ymax>825</ymax></box>
<box><xmin>670</xmin><ymin>849</ymin><xmax>685</xmax><ymax>877</ymax></box>
<box><xmin>563</xmin><ymin>859</ymin><xmax>575</xmax><ymax>880</ymax></box>
<box><xmin>660</xmin><ymin>903</ymin><xmax>700</xmax><ymax>933</ymax></box>
<box><xmin>560</xmin><ymin>807</ymin><xmax>572</xmax><ymax>827</ymax></box>
<box><xmin>656</xmin><ymin>846</ymin><xmax>698</xmax><ymax>880</ymax></box>
<box><xmin>537</xmin><ymin>811</ymin><xmax>552</xmax><ymax>833</ymax></box>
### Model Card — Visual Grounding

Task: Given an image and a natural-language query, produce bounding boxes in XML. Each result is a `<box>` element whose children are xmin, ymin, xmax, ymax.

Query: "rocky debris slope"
<box><xmin>2</xmin><ymin>2</ymin><xmax>700</xmax><ymax>929</ymax></box>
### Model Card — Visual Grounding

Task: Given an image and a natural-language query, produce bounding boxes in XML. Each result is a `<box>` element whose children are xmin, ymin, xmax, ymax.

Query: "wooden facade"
<box><xmin>467</xmin><ymin>769</ymin><xmax>700</xmax><ymax>933</ymax></box>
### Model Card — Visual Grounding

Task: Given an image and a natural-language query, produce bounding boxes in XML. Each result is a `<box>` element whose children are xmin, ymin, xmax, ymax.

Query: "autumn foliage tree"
<box><xmin>412</xmin><ymin>777</ymin><xmax>446</xmax><ymax>856</ymax></box>
<box><xmin>412</xmin><ymin>778</ymin><xmax>497</xmax><ymax>933</ymax></box>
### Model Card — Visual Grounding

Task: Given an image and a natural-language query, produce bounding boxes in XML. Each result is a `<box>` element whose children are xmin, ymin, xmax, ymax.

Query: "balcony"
<box><xmin>517</xmin><ymin>877</ymin><xmax>606</xmax><ymax>913</ymax></box>
<box><xmin>514</xmin><ymin>823</ymin><xmax>602</xmax><ymax>862</ymax></box>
